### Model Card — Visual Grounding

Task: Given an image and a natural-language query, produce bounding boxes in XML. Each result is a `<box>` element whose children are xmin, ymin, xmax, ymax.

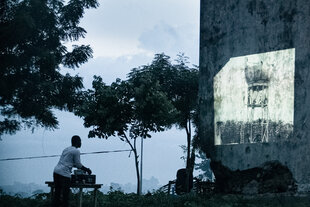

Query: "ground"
<box><xmin>1</xmin><ymin>190</ymin><xmax>310</xmax><ymax>207</ymax></box>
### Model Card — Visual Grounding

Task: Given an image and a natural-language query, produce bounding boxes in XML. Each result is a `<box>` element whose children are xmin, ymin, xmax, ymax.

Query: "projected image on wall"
<box><xmin>214</xmin><ymin>48</ymin><xmax>295</xmax><ymax>145</ymax></box>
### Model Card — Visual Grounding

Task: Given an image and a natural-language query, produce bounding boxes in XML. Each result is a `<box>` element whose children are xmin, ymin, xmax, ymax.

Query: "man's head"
<box><xmin>71</xmin><ymin>135</ymin><xmax>81</xmax><ymax>148</ymax></box>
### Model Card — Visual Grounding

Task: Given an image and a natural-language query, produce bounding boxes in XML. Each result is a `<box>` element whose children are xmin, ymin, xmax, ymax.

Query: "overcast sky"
<box><xmin>0</xmin><ymin>0</ymin><xmax>200</xmax><ymax>190</ymax></box>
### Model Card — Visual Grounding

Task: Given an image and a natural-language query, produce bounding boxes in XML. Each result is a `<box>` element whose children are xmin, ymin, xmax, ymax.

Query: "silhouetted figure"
<box><xmin>175</xmin><ymin>168</ymin><xmax>193</xmax><ymax>195</ymax></box>
<box><xmin>53</xmin><ymin>135</ymin><xmax>91</xmax><ymax>207</ymax></box>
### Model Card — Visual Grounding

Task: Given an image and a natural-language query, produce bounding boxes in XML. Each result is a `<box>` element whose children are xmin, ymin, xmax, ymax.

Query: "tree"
<box><xmin>0</xmin><ymin>0</ymin><xmax>98</xmax><ymax>137</ymax></box>
<box><xmin>125</xmin><ymin>53</ymin><xmax>199</xmax><ymax>193</ymax></box>
<box><xmin>172</xmin><ymin>54</ymin><xmax>199</xmax><ymax>172</ymax></box>
<box><xmin>75</xmin><ymin>53</ymin><xmax>198</xmax><ymax>194</ymax></box>
<box><xmin>75</xmin><ymin>75</ymin><xmax>175</xmax><ymax>195</ymax></box>
<box><xmin>133</xmin><ymin>53</ymin><xmax>199</xmax><ymax>192</ymax></box>
<box><xmin>130</xmin><ymin>53</ymin><xmax>199</xmax><ymax>172</ymax></box>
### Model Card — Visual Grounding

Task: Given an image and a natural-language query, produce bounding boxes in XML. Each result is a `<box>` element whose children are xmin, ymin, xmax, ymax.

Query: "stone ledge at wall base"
<box><xmin>211</xmin><ymin>160</ymin><xmax>297</xmax><ymax>195</ymax></box>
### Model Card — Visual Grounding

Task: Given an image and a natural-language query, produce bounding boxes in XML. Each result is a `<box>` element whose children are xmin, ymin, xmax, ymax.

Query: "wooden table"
<box><xmin>45</xmin><ymin>181</ymin><xmax>102</xmax><ymax>207</ymax></box>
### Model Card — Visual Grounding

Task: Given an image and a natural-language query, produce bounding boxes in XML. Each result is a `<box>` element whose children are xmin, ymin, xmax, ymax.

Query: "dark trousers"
<box><xmin>53</xmin><ymin>173</ymin><xmax>71</xmax><ymax>207</ymax></box>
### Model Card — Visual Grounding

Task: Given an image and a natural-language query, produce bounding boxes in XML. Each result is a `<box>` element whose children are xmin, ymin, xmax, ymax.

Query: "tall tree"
<box><xmin>129</xmin><ymin>53</ymin><xmax>199</xmax><ymax>192</ymax></box>
<box><xmin>75</xmin><ymin>53</ymin><xmax>198</xmax><ymax>194</ymax></box>
<box><xmin>130</xmin><ymin>53</ymin><xmax>199</xmax><ymax>171</ymax></box>
<box><xmin>0</xmin><ymin>0</ymin><xmax>98</xmax><ymax>137</ymax></box>
<box><xmin>75</xmin><ymin>75</ymin><xmax>175</xmax><ymax>195</ymax></box>
<box><xmin>172</xmin><ymin>54</ymin><xmax>199</xmax><ymax>172</ymax></box>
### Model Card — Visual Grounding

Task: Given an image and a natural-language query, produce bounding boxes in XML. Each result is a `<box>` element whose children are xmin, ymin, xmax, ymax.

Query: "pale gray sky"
<box><xmin>0</xmin><ymin>0</ymin><xmax>200</xmax><ymax>190</ymax></box>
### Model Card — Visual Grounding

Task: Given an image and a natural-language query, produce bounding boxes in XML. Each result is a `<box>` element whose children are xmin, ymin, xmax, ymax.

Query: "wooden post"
<box><xmin>50</xmin><ymin>186</ymin><xmax>54</xmax><ymax>204</ymax></box>
<box><xmin>79</xmin><ymin>188</ymin><xmax>83</xmax><ymax>207</ymax></box>
<box><xmin>93</xmin><ymin>188</ymin><xmax>98</xmax><ymax>207</ymax></box>
<box><xmin>167</xmin><ymin>181</ymin><xmax>171</xmax><ymax>195</ymax></box>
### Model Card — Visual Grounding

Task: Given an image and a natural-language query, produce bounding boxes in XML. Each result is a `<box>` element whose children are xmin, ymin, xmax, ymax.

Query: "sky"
<box><xmin>0</xmin><ymin>0</ymin><xmax>200</xmax><ymax>191</ymax></box>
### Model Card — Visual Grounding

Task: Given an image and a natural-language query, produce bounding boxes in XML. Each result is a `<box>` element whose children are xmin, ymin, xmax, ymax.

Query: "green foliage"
<box><xmin>0</xmin><ymin>0</ymin><xmax>98</xmax><ymax>136</ymax></box>
<box><xmin>74</xmin><ymin>53</ymin><xmax>198</xmax><ymax>194</ymax></box>
<box><xmin>76</xmin><ymin>76</ymin><xmax>133</xmax><ymax>139</ymax></box>
<box><xmin>75</xmin><ymin>55</ymin><xmax>180</xmax><ymax>140</ymax></box>
<box><xmin>173</xmin><ymin>54</ymin><xmax>199</xmax><ymax>129</ymax></box>
<box><xmin>0</xmin><ymin>191</ymin><xmax>49</xmax><ymax>207</ymax></box>
<box><xmin>127</xmin><ymin>53</ymin><xmax>199</xmax><ymax>132</ymax></box>
<box><xmin>128</xmin><ymin>69</ymin><xmax>176</xmax><ymax>138</ymax></box>
<box><xmin>75</xmin><ymin>53</ymin><xmax>199</xmax><ymax>194</ymax></box>
<box><xmin>195</xmin><ymin>152</ymin><xmax>214</xmax><ymax>181</ymax></box>
<box><xmin>128</xmin><ymin>53</ymin><xmax>199</xmax><ymax>170</ymax></box>
<box><xmin>1</xmin><ymin>191</ymin><xmax>310</xmax><ymax>207</ymax></box>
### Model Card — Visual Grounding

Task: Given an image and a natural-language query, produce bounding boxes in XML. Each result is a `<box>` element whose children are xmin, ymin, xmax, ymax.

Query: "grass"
<box><xmin>1</xmin><ymin>189</ymin><xmax>310</xmax><ymax>207</ymax></box>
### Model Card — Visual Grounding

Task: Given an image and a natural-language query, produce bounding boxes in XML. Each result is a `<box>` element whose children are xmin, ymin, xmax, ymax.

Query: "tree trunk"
<box><xmin>185</xmin><ymin>118</ymin><xmax>193</xmax><ymax>193</ymax></box>
<box><xmin>185</xmin><ymin>118</ymin><xmax>192</xmax><ymax>170</ymax></box>
<box><xmin>133</xmin><ymin>138</ymin><xmax>141</xmax><ymax>195</ymax></box>
<box><xmin>189</xmin><ymin>144</ymin><xmax>196</xmax><ymax>172</ymax></box>
<box><xmin>133</xmin><ymin>149</ymin><xmax>141</xmax><ymax>195</ymax></box>
<box><xmin>123</xmin><ymin>134</ymin><xmax>141</xmax><ymax>195</ymax></box>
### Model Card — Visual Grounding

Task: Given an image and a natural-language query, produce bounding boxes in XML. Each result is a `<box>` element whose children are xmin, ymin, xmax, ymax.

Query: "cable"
<box><xmin>80</xmin><ymin>149</ymin><xmax>132</xmax><ymax>155</ymax></box>
<box><xmin>0</xmin><ymin>149</ymin><xmax>132</xmax><ymax>161</ymax></box>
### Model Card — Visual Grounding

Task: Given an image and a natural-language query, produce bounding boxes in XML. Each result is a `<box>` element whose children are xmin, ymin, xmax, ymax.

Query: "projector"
<box><xmin>71</xmin><ymin>170</ymin><xmax>96</xmax><ymax>184</ymax></box>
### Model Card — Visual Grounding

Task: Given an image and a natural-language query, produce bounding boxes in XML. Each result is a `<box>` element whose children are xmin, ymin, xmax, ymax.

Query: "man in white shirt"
<box><xmin>53</xmin><ymin>135</ymin><xmax>91</xmax><ymax>207</ymax></box>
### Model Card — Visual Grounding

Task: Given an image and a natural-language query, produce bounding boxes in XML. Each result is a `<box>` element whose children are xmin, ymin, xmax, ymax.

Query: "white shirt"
<box><xmin>54</xmin><ymin>146</ymin><xmax>83</xmax><ymax>178</ymax></box>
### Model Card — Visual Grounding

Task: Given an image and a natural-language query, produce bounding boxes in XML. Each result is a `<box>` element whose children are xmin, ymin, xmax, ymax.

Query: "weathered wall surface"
<box><xmin>199</xmin><ymin>0</ymin><xmax>310</xmax><ymax>190</ymax></box>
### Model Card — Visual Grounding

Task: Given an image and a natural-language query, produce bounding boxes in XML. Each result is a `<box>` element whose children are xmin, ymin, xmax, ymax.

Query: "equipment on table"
<box><xmin>71</xmin><ymin>169</ymin><xmax>96</xmax><ymax>184</ymax></box>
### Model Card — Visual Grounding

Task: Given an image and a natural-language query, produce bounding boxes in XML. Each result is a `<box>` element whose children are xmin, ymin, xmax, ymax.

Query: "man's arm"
<box><xmin>81</xmin><ymin>166</ymin><xmax>92</xmax><ymax>175</ymax></box>
<box><xmin>73</xmin><ymin>150</ymin><xmax>92</xmax><ymax>174</ymax></box>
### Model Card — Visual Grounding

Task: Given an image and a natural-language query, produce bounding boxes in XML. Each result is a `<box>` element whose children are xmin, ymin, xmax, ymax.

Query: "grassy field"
<box><xmin>1</xmin><ymin>190</ymin><xmax>310</xmax><ymax>207</ymax></box>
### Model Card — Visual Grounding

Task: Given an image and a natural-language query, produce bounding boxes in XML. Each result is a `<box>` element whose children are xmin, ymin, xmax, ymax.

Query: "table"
<box><xmin>45</xmin><ymin>181</ymin><xmax>102</xmax><ymax>207</ymax></box>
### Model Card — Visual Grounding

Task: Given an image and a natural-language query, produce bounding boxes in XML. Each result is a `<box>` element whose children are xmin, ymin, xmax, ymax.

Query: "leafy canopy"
<box><xmin>76</xmin><ymin>76</ymin><xmax>133</xmax><ymax>139</ymax></box>
<box><xmin>75</xmin><ymin>72</ymin><xmax>176</xmax><ymax>139</ymax></box>
<box><xmin>0</xmin><ymin>0</ymin><xmax>98</xmax><ymax>136</ymax></box>
<box><xmin>128</xmin><ymin>53</ymin><xmax>199</xmax><ymax>170</ymax></box>
<box><xmin>74</xmin><ymin>53</ymin><xmax>198</xmax><ymax>194</ymax></box>
<box><xmin>75</xmin><ymin>52</ymin><xmax>199</xmax><ymax>143</ymax></box>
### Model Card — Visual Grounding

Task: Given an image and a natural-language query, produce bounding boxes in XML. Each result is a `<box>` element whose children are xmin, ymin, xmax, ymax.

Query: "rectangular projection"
<box><xmin>214</xmin><ymin>48</ymin><xmax>295</xmax><ymax>145</ymax></box>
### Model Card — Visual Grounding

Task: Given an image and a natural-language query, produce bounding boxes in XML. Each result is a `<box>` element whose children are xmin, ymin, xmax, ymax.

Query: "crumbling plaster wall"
<box><xmin>199</xmin><ymin>0</ymin><xmax>310</xmax><ymax>187</ymax></box>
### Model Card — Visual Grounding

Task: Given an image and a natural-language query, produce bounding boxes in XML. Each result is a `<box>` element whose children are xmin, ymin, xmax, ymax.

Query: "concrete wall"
<box><xmin>199</xmin><ymin>0</ymin><xmax>310</xmax><ymax>189</ymax></box>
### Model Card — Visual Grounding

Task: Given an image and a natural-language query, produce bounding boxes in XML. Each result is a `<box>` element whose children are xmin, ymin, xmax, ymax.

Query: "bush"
<box><xmin>1</xmin><ymin>189</ymin><xmax>310</xmax><ymax>207</ymax></box>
